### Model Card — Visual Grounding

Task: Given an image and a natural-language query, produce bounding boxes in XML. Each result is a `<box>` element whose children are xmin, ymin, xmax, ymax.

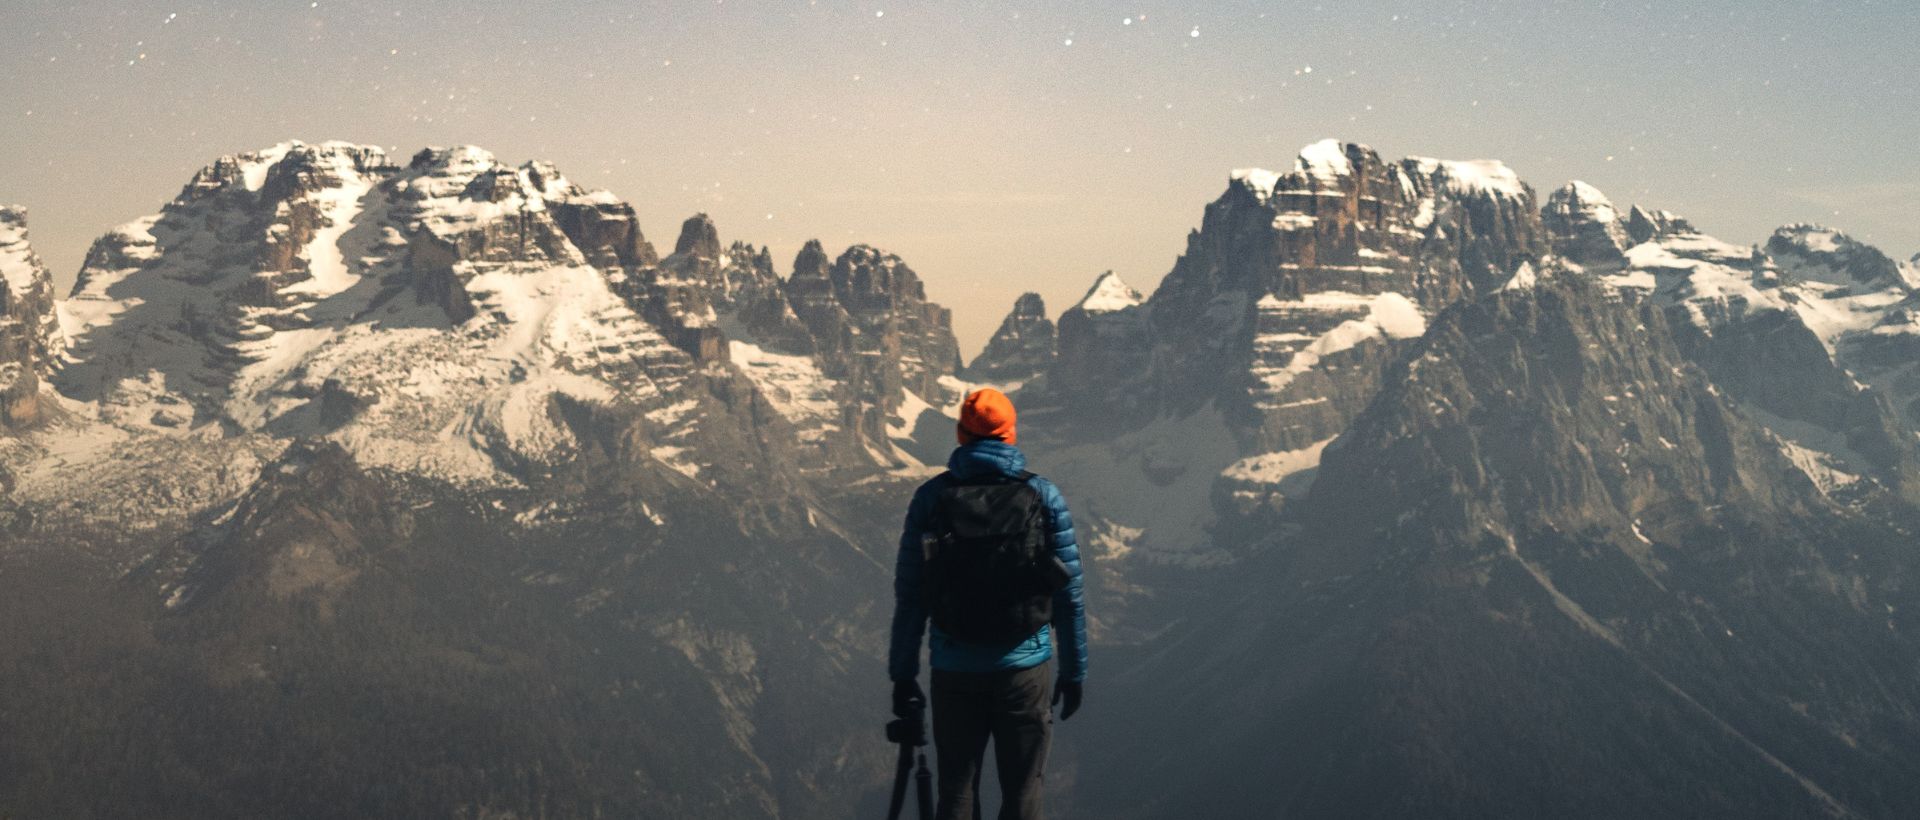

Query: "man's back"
<box><xmin>887</xmin><ymin>388</ymin><xmax>1085</xmax><ymax>820</ymax></box>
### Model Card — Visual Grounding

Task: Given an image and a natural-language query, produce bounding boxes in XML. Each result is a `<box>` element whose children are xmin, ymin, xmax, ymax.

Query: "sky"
<box><xmin>4</xmin><ymin>0</ymin><xmax>1917</xmax><ymax>356</ymax></box>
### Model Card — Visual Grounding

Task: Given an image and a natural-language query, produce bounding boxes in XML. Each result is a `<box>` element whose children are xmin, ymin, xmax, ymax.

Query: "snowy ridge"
<box><xmin>1427</xmin><ymin>157</ymin><xmax>1528</xmax><ymax>200</ymax></box>
<box><xmin>1604</xmin><ymin>220</ymin><xmax>1908</xmax><ymax>354</ymax></box>
<box><xmin>31</xmin><ymin>141</ymin><xmax>732</xmax><ymax>492</ymax></box>
<box><xmin>1294</xmin><ymin>138</ymin><xmax>1355</xmax><ymax>184</ymax></box>
<box><xmin>59</xmin><ymin>141</ymin><xmax>399</xmax><ymax>419</ymax></box>
<box><xmin>1229</xmin><ymin>168</ymin><xmax>1282</xmax><ymax>202</ymax></box>
<box><xmin>1767</xmin><ymin>223</ymin><xmax>1906</xmax><ymax>289</ymax></box>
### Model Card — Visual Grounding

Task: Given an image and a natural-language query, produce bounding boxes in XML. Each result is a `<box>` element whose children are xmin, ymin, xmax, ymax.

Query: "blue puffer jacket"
<box><xmin>889</xmin><ymin>440</ymin><xmax>1088</xmax><ymax>683</ymax></box>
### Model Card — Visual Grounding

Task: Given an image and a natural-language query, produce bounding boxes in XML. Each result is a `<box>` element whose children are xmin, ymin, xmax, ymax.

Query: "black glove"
<box><xmin>892</xmin><ymin>679</ymin><xmax>926</xmax><ymax>718</ymax></box>
<box><xmin>1053</xmin><ymin>680</ymin><xmax>1082</xmax><ymax>721</ymax></box>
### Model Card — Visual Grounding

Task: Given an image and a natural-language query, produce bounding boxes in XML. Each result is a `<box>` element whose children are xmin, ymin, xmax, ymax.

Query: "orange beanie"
<box><xmin>958</xmin><ymin>388</ymin><xmax>1017</xmax><ymax>445</ymax></box>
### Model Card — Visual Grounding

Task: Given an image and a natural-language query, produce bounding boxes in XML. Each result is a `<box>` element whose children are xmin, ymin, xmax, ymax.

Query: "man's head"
<box><xmin>957</xmin><ymin>388</ymin><xmax>1017</xmax><ymax>445</ymax></box>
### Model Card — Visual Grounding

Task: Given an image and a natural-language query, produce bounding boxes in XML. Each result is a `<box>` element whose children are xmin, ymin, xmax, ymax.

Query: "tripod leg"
<box><xmin>888</xmin><ymin>743</ymin><xmax>913</xmax><ymax>820</ymax></box>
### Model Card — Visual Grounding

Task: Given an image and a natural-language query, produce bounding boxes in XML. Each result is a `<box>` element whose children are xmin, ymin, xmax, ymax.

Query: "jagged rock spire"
<box><xmin>966</xmin><ymin>292</ymin><xmax>1055</xmax><ymax>384</ymax></box>
<box><xmin>673</xmin><ymin>213</ymin><xmax>722</xmax><ymax>260</ymax></box>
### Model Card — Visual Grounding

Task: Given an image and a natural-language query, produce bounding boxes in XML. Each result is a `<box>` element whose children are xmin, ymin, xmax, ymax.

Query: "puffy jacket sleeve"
<box><xmin>888</xmin><ymin>477</ymin><xmax>944</xmax><ymax>682</ymax></box>
<box><xmin>1031</xmin><ymin>476</ymin><xmax>1088</xmax><ymax>683</ymax></box>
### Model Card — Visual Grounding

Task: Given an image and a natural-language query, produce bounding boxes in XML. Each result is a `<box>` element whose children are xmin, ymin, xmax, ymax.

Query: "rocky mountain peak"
<box><xmin>965</xmin><ymin>292</ymin><xmax>1055</xmax><ymax>385</ymax></box>
<box><xmin>1008</xmin><ymin>291</ymin><xmax>1046</xmax><ymax>317</ymax></box>
<box><xmin>672</xmin><ymin>213</ymin><xmax>723</xmax><ymax>261</ymax></box>
<box><xmin>406</xmin><ymin>144</ymin><xmax>498</xmax><ymax>177</ymax></box>
<box><xmin>1766</xmin><ymin>223</ymin><xmax>1906</xmax><ymax>289</ymax></box>
<box><xmin>1071</xmin><ymin>270</ymin><xmax>1144</xmax><ymax>314</ymax></box>
<box><xmin>1050</xmin><ymin>271</ymin><xmax>1152</xmax><ymax>419</ymax></box>
<box><xmin>1225</xmin><ymin>139</ymin><xmax>1371</xmax><ymax>202</ymax></box>
<box><xmin>1542</xmin><ymin>180</ymin><xmax>1630</xmax><ymax>268</ymax></box>
<box><xmin>1049</xmin><ymin>139</ymin><xmax>1545</xmax><ymax>446</ymax></box>
<box><xmin>1626</xmin><ymin>204</ymin><xmax>1693</xmax><ymax>244</ymax></box>
<box><xmin>829</xmin><ymin>244</ymin><xmax>962</xmax><ymax>398</ymax></box>
<box><xmin>791</xmin><ymin>239</ymin><xmax>831</xmax><ymax>280</ymax></box>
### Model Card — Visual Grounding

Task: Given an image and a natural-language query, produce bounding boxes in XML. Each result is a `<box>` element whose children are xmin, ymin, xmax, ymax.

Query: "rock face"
<box><xmin>1</xmin><ymin>141</ymin><xmax>945</xmax><ymax>818</ymax></box>
<box><xmin>0</xmin><ymin>206</ymin><xmax>61</xmax><ymax>430</ymax></box>
<box><xmin>1626</xmin><ymin>204</ymin><xmax>1692</xmax><ymax>244</ymax></box>
<box><xmin>1080</xmin><ymin>277</ymin><xmax>1920</xmax><ymax>818</ymax></box>
<box><xmin>1050</xmin><ymin>271</ymin><xmax>1150</xmax><ymax>422</ymax></box>
<box><xmin>1049</xmin><ymin>141</ymin><xmax>1546</xmax><ymax>432</ymax></box>
<box><xmin>1028</xmin><ymin>141</ymin><xmax>1548</xmax><ymax>564</ymax></box>
<box><xmin>1767</xmin><ymin>223</ymin><xmax>1906</xmax><ymax>289</ymax></box>
<box><xmin>965</xmin><ymin>292</ymin><xmax>1055</xmax><ymax>385</ymax></box>
<box><xmin>828</xmin><ymin>244</ymin><xmax>963</xmax><ymax>399</ymax></box>
<box><xmin>54</xmin><ymin>142</ymin><xmax>750</xmax><ymax>487</ymax></box>
<box><xmin>9</xmin><ymin>137</ymin><xmax>1920</xmax><ymax>819</ymax></box>
<box><xmin>1541</xmin><ymin>180</ymin><xmax>1630</xmax><ymax>268</ymax></box>
<box><xmin>162</xmin><ymin>440</ymin><xmax>412</xmax><ymax>610</ymax></box>
<box><xmin>1573</xmin><ymin>195</ymin><xmax>1920</xmax><ymax>502</ymax></box>
<box><xmin>1309</xmin><ymin>276</ymin><xmax>1824</xmax><ymax>548</ymax></box>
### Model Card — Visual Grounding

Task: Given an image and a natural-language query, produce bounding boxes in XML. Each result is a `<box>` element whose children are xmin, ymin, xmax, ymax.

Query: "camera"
<box><xmin>886</xmin><ymin>715</ymin><xmax>926</xmax><ymax>747</ymax></box>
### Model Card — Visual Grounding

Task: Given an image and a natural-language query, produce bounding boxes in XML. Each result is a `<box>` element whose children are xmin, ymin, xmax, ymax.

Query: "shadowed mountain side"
<box><xmin>0</xmin><ymin>438</ymin><xmax>911</xmax><ymax>819</ymax></box>
<box><xmin>1073</xmin><ymin>277</ymin><xmax>1920</xmax><ymax>819</ymax></box>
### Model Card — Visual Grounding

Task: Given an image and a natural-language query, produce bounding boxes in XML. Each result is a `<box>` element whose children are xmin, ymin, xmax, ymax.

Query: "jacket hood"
<box><xmin>947</xmin><ymin>440</ymin><xmax>1026</xmax><ymax>481</ymax></box>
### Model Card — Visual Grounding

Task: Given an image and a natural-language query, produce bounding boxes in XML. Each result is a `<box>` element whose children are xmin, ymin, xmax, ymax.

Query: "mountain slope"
<box><xmin>1079</xmin><ymin>275</ymin><xmax>1920</xmax><ymax>818</ymax></box>
<box><xmin>0</xmin><ymin>141</ymin><xmax>967</xmax><ymax>818</ymax></box>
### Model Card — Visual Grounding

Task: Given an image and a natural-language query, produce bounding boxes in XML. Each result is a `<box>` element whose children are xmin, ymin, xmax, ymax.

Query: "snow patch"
<box><xmin>1295</xmin><ymin>139</ymin><xmax>1354</xmax><ymax>181</ymax></box>
<box><xmin>1434</xmin><ymin>158</ymin><xmax>1526</xmax><ymax>199</ymax></box>
<box><xmin>729</xmin><ymin>338</ymin><xmax>841</xmax><ymax>436</ymax></box>
<box><xmin>1072</xmin><ymin>271</ymin><xmax>1144</xmax><ymax>314</ymax></box>
<box><xmin>1222</xmin><ymin>437</ymin><xmax>1334</xmax><ymax>485</ymax></box>
<box><xmin>1040</xmin><ymin>404</ymin><xmax>1240</xmax><ymax>566</ymax></box>
<box><xmin>1231</xmin><ymin>168</ymin><xmax>1281</xmax><ymax>201</ymax></box>
<box><xmin>1500</xmin><ymin>261</ymin><xmax>1540</xmax><ymax>292</ymax></box>
<box><xmin>1251</xmin><ymin>291</ymin><xmax>1426</xmax><ymax>398</ymax></box>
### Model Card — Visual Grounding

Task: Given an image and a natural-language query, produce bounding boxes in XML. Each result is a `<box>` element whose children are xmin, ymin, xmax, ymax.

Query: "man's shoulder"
<box><xmin>911</xmin><ymin>470</ymin><xmax>957</xmax><ymax>499</ymax></box>
<box><xmin>1020</xmin><ymin>472</ymin><xmax>1067</xmax><ymax>506</ymax></box>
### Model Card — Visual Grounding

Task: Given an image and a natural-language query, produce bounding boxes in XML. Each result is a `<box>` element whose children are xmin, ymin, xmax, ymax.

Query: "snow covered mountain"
<box><xmin>1077</xmin><ymin>274</ymin><xmax>1920</xmax><ymax>818</ymax></box>
<box><xmin>989</xmin><ymin>142</ymin><xmax>1920</xmax><ymax>569</ymax></box>
<box><xmin>1004</xmin><ymin>140</ymin><xmax>1552</xmax><ymax>564</ymax></box>
<box><xmin>2</xmin><ymin>141</ymin><xmax>982</xmax><ymax>525</ymax></box>
<box><xmin>1544</xmin><ymin>183</ymin><xmax>1920</xmax><ymax>502</ymax></box>
<box><xmin>5</xmin><ymin>137</ymin><xmax>1920</xmax><ymax>818</ymax></box>
<box><xmin>0</xmin><ymin>140</ymin><xmax>981</xmax><ymax>818</ymax></box>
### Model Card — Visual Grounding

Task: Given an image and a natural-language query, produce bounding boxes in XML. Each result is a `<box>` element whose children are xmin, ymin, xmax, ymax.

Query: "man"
<box><xmin>889</xmin><ymin>388</ymin><xmax>1087</xmax><ymax>820</ymax></box>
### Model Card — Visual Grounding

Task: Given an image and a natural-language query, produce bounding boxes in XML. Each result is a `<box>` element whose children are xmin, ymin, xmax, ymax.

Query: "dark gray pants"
<box><xmin>931</xmin><ymin>661</ymin><xmax>1052</xmax><ymax>820</ymax></box>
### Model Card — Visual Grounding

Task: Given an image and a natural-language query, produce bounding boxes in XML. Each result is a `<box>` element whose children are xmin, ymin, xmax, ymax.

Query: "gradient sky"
<box><xmin>5</xmin><ymin>0</ymin><xmax>1917</xmax><ymax>355</ymax></box>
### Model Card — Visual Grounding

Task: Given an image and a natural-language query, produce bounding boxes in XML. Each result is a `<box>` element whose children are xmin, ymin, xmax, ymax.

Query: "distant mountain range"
<box><xmin>3</xmin><ymin>138</ymin><xmax>1918</xmax><ymax>818</ymax></box>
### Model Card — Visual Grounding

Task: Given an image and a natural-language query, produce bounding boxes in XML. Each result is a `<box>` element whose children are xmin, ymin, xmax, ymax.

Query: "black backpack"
<box><xmin>921</xmin><ymin>471</ymin><xmax>1059</xmax><ymax>644</ymax></box>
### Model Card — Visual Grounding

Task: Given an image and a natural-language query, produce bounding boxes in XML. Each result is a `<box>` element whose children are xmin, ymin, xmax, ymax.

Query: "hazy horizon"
<box><xmin>6</xmin><ymin>0</ymin><xmax>1917</xmax><ymax>356</ymax></box>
